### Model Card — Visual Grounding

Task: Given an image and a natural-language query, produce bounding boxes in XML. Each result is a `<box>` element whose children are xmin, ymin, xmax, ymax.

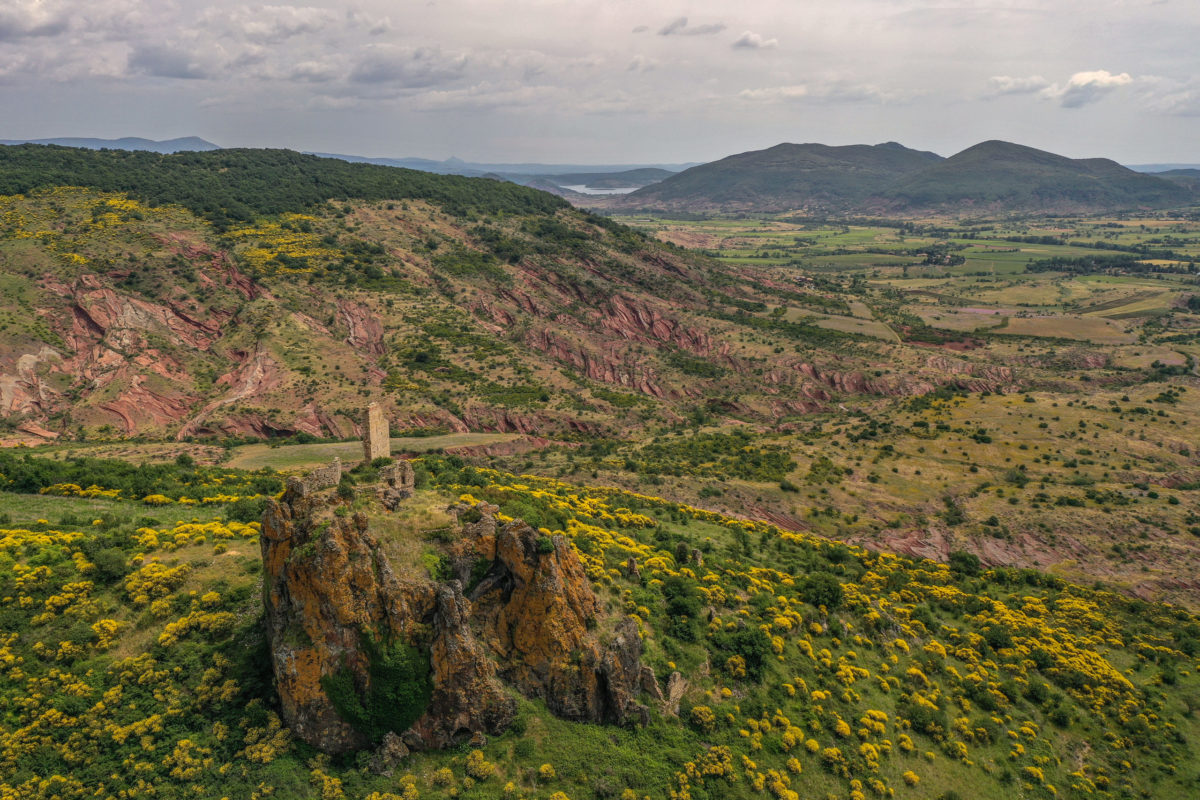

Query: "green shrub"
<box><xmin>948</xmin><ymin>550</ymin><xmax>981</xmax><ymax>576</ymax></box>
<box><xmin>800</xmin><ymin>572</ymin><xmax>843</xmax><ymax>610</ymax></box>
<box><xmin>320</xmin><ymin>634</ymin><xmax>432</xmax><ymax>744</ymax></box>
<box><xmin>226</xmin><ymin>496</ymin><xmax>268</xmax><ymax>524</ymax></box>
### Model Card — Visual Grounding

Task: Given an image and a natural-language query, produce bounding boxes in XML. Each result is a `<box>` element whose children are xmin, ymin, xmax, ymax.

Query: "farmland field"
<box><xmin>991</xmin><ymin>315</ymin><xmax>1137</xmax><ymax>343</ymax></box>
<box><xmin>616</xmin><ymin>212</ymin><xmax>1200</xmax><ymax>349</ymax></box>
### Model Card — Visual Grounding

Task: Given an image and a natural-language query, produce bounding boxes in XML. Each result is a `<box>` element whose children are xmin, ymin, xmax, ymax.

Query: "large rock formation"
<box><xmin>261</xmin><ymin>479</ymin><xmax>513</xmax><ymax>753</ymax></box>
<box><xmin>462</xmin><ymin>512</ymin><xmax>649</xmax><ymax>724</ymax></box>
<box><xmin>260</xmin><ymin>480</ymin><xmax>650</xmax><ymax>756</ymax></box>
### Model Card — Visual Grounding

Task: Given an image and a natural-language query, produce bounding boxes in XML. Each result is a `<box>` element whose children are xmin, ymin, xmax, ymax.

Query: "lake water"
<box><xmin>561</xmin><ymin>184</ymin><xmax>639</xmax><ymax>195</ymax></box>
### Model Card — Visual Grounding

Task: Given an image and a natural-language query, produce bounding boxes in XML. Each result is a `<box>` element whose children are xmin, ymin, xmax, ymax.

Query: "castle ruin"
<box><xmin>290</xmin><ymin>457</ymin><xmax>342</xmax><ymax>496</ymax></box>
<box><xmin>362</xmin><ymin>402</ymin><xmax>390</xmax><ymax>462</ymax></box>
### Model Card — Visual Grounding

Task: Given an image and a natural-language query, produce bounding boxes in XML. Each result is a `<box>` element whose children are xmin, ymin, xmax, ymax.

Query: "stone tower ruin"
<box><xmin>362</xmin><ymin>403</ymin><xmax>390</xmax><ymax>462</ymax></box>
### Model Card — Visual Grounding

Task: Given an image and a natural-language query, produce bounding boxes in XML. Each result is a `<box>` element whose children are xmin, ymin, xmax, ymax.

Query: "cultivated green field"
<box><xmin>619</xmin><ymin>213</ymin><xmax>1200</xmax><ymax>352</ymax></box>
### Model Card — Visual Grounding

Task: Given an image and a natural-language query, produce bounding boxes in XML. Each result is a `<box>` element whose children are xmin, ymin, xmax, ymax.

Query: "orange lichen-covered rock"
<box><xmin>470</xmin><ymin>517</ymin><xmax>648</xmax><ymax>724</ymax></box>
<box><xmin>260</xmin><ymin>480</ymin><xmax>512</xmax><ymax>754</ymax></box>
<box><xmin>261</xmin><ymin>484</ymin><xmax>647</xmax><ymax>756</ymax></box>
<box><xmin>410</xmin><ymin>583</ymin><xmax>515</xmax><ymax>749</ymax></box>
<box><xmin>261</xmin><ymin>483</ymin><xmax>388</xmax><ymax>753</ymax></box>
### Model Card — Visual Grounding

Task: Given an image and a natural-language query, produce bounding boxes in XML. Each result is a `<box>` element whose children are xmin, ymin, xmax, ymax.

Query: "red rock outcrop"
<box><xmin>601</xmin><ymin>294</ymin><xmax>711</xmax><ymax>355</ymax></box>
<box><xmin>71</xmin><ymin>275</ymin><xmax>220</xmax><ymax>351</ymax></box>
<box><xmin>261</xmin><ymin>482</ymin><xmax>650</xmax><ymax>757</ymax></box>
<box><xmin>337</xmin><ymin>299</ymin><xmax>386</xmax><ymax>355</ymax></box>
<box><xmin>525</xmin><ymin>328</ymin><xmax>673</xmax><ymax>398</ymax></box>
<box><xmin>176</xmin><ymin>348</ymin><xmax>286</xmax><ymax>439</ymax></box>
<box><xmin>0</xmin><ymin>346</ymin><xmax>61</xmax><ymax>417</ymax></box>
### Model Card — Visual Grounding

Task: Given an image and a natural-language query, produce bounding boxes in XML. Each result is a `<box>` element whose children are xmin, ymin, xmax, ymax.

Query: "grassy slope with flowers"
<box><xmin>0</xmin><ymin>452</ymin><xmax>1197</xmax><ymax>800</ymax></box>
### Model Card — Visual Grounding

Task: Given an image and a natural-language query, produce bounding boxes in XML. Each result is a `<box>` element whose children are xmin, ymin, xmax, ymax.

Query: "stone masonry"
<box><xmin>293</xmin><ymin>458</ymin><xmax>342</xmax><ymax>495</ymax></box>
<box><xmin>363</xmin><ymin>403</ymin><xmax>390</xmax><ymax>462</ymax></box>
<box><xmin>379</xmin><ymin>460</ymin><xmax>416</xmax><ymax>510</ymax></box>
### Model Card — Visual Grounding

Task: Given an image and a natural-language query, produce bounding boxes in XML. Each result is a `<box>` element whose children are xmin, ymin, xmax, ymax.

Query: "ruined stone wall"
<box><xmin>363</xmin><ymin>403</ymin><xmax>390</xmax><ymax>462</ymax></box>
<box><xmin>379</xmin><ymin>460</ymin><xmax>416</xmax><ymax>510</ymax></box>
<box><xmin>296</xmin><ymin>458</ymin><xmax>341</xmax><ymax>495</ymax></box>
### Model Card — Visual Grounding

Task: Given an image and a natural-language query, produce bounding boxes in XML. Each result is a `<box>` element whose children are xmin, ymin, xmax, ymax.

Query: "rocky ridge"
<box><xmin>0</xmin><ymin>188</ymin><xmax>1053</xmax><ymax>446</ymax></box>
<box><xmin>259</xmin><ymin>474</ymin><xmax>652</xmax><ymax>755</ymax></box>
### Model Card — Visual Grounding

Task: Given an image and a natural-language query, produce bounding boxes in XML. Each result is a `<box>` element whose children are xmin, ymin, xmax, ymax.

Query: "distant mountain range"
<box><xmin>608</xmin><ymin>141</ymin><xmax>943</xmax><ymax>211</ymax></box>
<box><xmin>1152</xmin><ymin>168</ymin><xmax>1200</xmax><ymax>194</ymax></box>
<box><xmin>3</xmin><ymin>136</ymin><xmax>1194</xmax><ymax>214</ymax></box>
<box><xmin>1128</xmin><ymin>163</ymin><xmax>1200</xmax><ymax>172</ymax></box>
<box><xmin>607</xmin><ymin>140</ymin><xmax>1196</xmax><ymax>215</ymax></box>
<box><xmin>304</xmin><ymin>151</ymin><xmax>696</xmax><ymax>178</ymax></box>
<box><xmin>0</xmin><ymin>136</ymin><xmax>221</xmax><ymax>153</ymax></box>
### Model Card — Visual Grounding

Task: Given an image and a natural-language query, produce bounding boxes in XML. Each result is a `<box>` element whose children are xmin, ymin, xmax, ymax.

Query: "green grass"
<box><xmin>0</xmin><ymin>493</ymin><xmax>227</xmax><ymax>526</ymax></box>
<box><xmin>225</xmin><ymin>433</ymin><xmax>522</xmax><ymax>471</ymax></box>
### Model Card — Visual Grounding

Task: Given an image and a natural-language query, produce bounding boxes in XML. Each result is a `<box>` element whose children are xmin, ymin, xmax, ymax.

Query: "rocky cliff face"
<box><xmin>454</xmin><ymin>507</ymin><xmax>649</xmax><ymax>724</ymax></box>
<box><xmin>3</xmin><ymin>188</ymin><xmax>1055</xmax><ymax>446</ymax></box>
<box><xmin>260</xmin><ymin>479</ymin><xmax>650</xmax><ymax>756</ymax></box>
<box><xmin>260</xmin><ymin>478</ymin><xmax>514</xmax><ymax>753</ymax></box>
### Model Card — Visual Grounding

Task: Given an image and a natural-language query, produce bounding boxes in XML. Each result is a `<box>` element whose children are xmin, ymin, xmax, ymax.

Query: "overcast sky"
<box><xmin>2</xmin><ymin>0</ymin><xmax>1198</xmax><ymax>164</ymax></box>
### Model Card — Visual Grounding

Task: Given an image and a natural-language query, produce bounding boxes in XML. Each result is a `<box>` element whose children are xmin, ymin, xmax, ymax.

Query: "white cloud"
<box><xmin>658</xmin><ymin>17</ymin><xmax>726</xmax><ymax>37</ymax></box>
<box><xmin>1041</xmin><ymin>69</ymin><xmax>1133</xmax><ymax>108</ymax></box>
<box><xmin>286</xmin><ymin>60</ymin><xmax>341</xmax><ymax>84</ymax></box>
<box><xmin>740</xmin><ymin>85</ymin><xmax>809</xmax><ymax>101</ymax></box>
<box><xmin>732</xmin><ymin>31</ymin><xmax>778</xmax><ymax>50</ymax></box>
<box><xmin>739</xmin><ymin>81</ymin><xmax>905</xmax><ymax>104</ymax></box>
<box><xmin>985</xmin><ymin>75</ymin><xmax>1049</xmax><ymax>96</ymax></box>
<box><xmin>346</xmin><ymin>9</ymin><xmax>393</xmax><ymax>36</ymax></box>
<box><xmin>128</xmin><ymin>44</ymin><xmax>215</xmax><ymax>80</ymax></box>
<box><xmin>1142</xmin><ymin>77</ymin><xmax>1200</xmax><ymax>117</ymax></box>
<box><xmin>0</xmin><ymin>1</ymin><xmax>70</xmax><ymax>42</ymax></box>
<box><xmin>410</xmin><ymin>81</ymin><xmax>563</xmax><ymax>112</ymax></box>
<box><xmin>221</xmin><ymin>5</ymin><xmax>336</xmax><ymax>45</ymax></box>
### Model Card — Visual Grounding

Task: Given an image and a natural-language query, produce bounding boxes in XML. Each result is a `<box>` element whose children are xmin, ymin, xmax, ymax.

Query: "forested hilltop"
<box><xmin>604</xmin><ymin>140</ymin><xmax>1195</xmax><ymax>215</ymax></box>
<box><xmin>0</xmin><ymin>144</ymin><xmax>566</xmax><ymax>228</ymax></box>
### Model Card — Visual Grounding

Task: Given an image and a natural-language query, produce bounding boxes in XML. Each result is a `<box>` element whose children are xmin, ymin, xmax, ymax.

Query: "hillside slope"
<box><xmin>0</xmin><ymin>455</ymin><xmax>1197</xmax><ymax>799</ymax></box>
<box><xmin>883</xmin><ymin>140</ymin><xmax>1192</xmax><ymax>214</ymax></box>
<box><xmin>3</xmin><ymin>145</ymin><xmax>1198</xmax><ymax>613</ymax></box>
<box><xmin>608</xmin><ymin>140</ymin><xmax>1192</xmax><ymax>215</ymax></box>
<box><xmin>0</xmin><ymin>146</ymin><xmax>1033</xmax><ymax>444</ymax></box>
<box><xmin>618</xmin><ymin>142</ymin><xmax>943</xmax><ymax>213</ymax></box>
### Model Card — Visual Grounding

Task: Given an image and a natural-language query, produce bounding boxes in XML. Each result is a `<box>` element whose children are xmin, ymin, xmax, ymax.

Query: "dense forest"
<box><xmin>0</xmin><ymin>145</ymin><xmax>568</xmax><ymax>228</ymax></box>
